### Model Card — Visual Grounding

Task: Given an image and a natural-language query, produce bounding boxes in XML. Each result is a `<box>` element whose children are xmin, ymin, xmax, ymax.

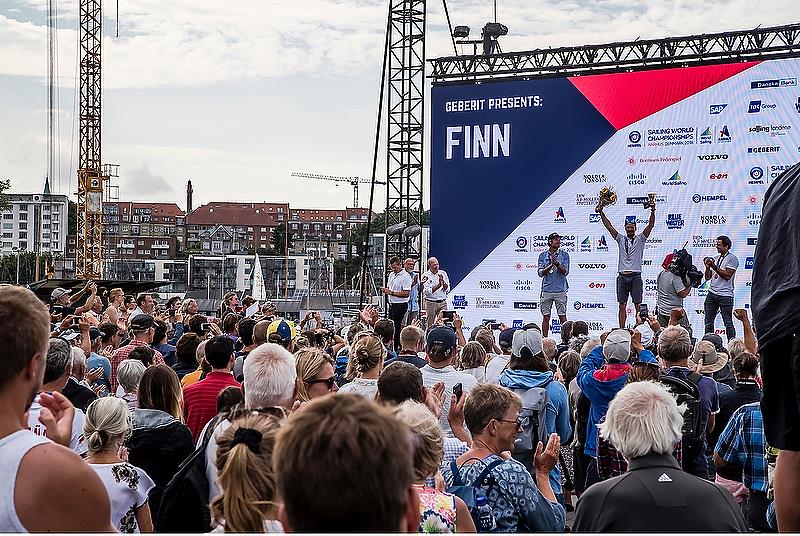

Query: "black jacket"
<box><xmin>127</xmin><ymin>409</ymin><xmax>195</xmax><ymax>526</ymax></box>
<box><xmin>173</xmin><ymin>361</ymin><xmax>198</xmax><ymax>380</ymax></box>
<box><xmin>62</xmin><ymin>377</ymin><xmax>98</xmax><ymax>412</ymax></box>
<box><xmin>573</xmin><ymin>453</ymin><xmax>748</xmax><ymax>532</ymax></box>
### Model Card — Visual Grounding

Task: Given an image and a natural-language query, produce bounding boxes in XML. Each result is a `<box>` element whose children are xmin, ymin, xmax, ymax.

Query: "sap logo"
<box><xmin>662</xmin><ymin>170</ymin><xmax>686</xmax><ymax>185</ymax></box>
<box><xmin>771</xmin><ymin>164</ymin><xmax>794</xmax><ymax>179</ymax></box>
<box><xmin>747</xmin><ymin>237</ymin><xmax>758</xmax><ymax>246</ymax></box>
<box><xmin>554</xmin><ymin>207</ymin><xmax>567</xmax><ymax>223</ymax></box>
<box><xmin>751</xmin><ymin>78</ymin><xmax>797</xmax><ymax>89</ymax></box>
<box><xmin>578</xmin><ymin>263</ymin><xmax>607</xmax><ymax>269</ymax></box>
<box><xmin>627</xmin><ymin>173</ymin><xmax>647</xmax><ymax>185</ymax></box>
<box><xmin>597</xmin><ymin>235</ymin><xmax>609</xmax><ymax>251</ymax></box>
<box><xmin>748</xmin><ymin>146</ymin><xmax>780</xmax><ymax>154</ymax></box>
<box><xmin>583</xmin><ymin>174</ymin><xmax>606</xmax><ymax>183</ymax></box>
<box><xmin>452</xmin><ymin>295</ymin><xmax>468</xmax><ymax>309</ymax></box>
<box><xmin>513</xmin><ymin>301</ymin><xmax>538</xmax><ymax>310</ymax></box>
<box><xmin>747</xmin><ymin>195</ymin><xmax>760</xmax><ymax>205</ymax></box>
<box><xmin>512</xmin><ymin>319</ymin><xmax>524</xmax><ymax>329</ymax></box>
<box><xmin>478</xmin><ymin>280</ymin><xmax>500</xmax><ymax>290</ymax></box>
<box><xmin>588</xmin><ymin>282</ymin><xmax>606</xmax><ymax>289</ymax></box>
<box><xmin>695</xmin><ymin>309</ymin><xmax>705</xmax><ymax>315</ymax></box>
<box><xmin>692</xmin><ymin>194</ymin><xmax>727</xmax><ymax>203</ymax></box>
<box><xmin>745</xmin><ymin>257</ymin><xmax>755</xmax><ymax>269</ymax></box>
<box><xmin>697</xmin><ymin>154</ymin><xmax>728</xmax><ymax>161</ymax></box>
<box><xmin>749</xmin><ymin>166</ymin><xmax>765</xmax><ymax>184</ymax></box>
<box><xmin>580</xmin><ymin>236</ymin><xmax>592</xmax><ymax>252</ymax></box>
<box><xmin>710</xmin><ymin>103</ymin><xmax>727</xmax><ymax>114</ymax></box>
<box><xmin>666</xmin><ymin>213</ymin><xmax>684</xmax><ymax>229</ymax></box>
<box><xmin>699</xmin><ymin>127</ymin><xmax>713</xmax><ymax>144</ymax></box>
<box><xmin>446</xmin><ymin>124</ymin><xmax>510</xmax><ymax>159</ymax></box>
<box><xmin>709</xmin><ymin>173</ymin><xmax>728</xmax><ymax>180</ymax></box>
<box><xmin>628</xmin><ymin>130</ymin><xmax>642</xmax><ymax>148</ymax></box>
<box><xmin>574</xmin><ymin>301</ymin><xmax>605</xmax><ymax>311</ymax></box>
<box><xmin>589</xmin><ymin>214</ymin><xmax>601</xmax><ymax>224</ymax></box>
<box><xmin>748</xmin><ymin>212</ymin><xmax>762</xmax><ymax>226</ymax></box>
<box><xmin>718</xmin><ymin>125</ymin><xmax>732</xmax><ymax>143</ymax></box>
<box><xmin>748</xmin><ymin>100</ymin><xmax>777</xmax><ymax>113</ymax></box>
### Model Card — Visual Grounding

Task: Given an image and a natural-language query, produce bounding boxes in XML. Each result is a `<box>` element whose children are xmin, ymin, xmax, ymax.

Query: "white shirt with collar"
<box><xmin>387</xmin><ymin>270</ymin><xmax>413</xmax><ymax>304</ymax></box>
<box><xmin>422</xmin><ymin>269</ymin><xmax>450</xmax><ymax>301</ymax></box>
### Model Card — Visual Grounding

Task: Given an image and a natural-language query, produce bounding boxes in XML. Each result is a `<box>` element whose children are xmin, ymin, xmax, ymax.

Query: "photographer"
<box><xmin>656</xmin><ymin>252</ymin><xmax>693</xmax><ymax>337</ymax></box>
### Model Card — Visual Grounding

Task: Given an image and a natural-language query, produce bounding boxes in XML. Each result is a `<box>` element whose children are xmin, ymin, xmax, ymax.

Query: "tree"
<box><xmin>0</xmin><ymin>178</ymin><xmax>10</xmax><ymax>213</ymax></box>
<box><xmin>268</xmin><ymin>223</ymin><xmax>293</xmax><ymax>255</ymax></box>
<box><xmin>68</xmin><ymin>200</ymin><xmax>78</xmax><ymax>235</ymax></box>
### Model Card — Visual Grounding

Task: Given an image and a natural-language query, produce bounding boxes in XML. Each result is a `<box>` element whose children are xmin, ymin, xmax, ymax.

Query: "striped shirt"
<box><xmin>183</xmin><ymin>371</ymin><xmax>241</xmax><ymax>442</ymax></box>
<box><xmin>109</xmin><ymin>339</ymin><xmax>164</xmax><ymax>393</ymax></box>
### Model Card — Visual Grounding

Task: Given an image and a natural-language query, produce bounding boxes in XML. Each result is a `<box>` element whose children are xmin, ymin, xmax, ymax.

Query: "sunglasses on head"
<box><xmin>226</xmin><ymin>403</ymin><xmax>289</xmax><ymax>422</ymax></box>
<box><xmin>305</xmin><ymin>376</ymin><xmax>336</xmax><ymax>389</ymax></box>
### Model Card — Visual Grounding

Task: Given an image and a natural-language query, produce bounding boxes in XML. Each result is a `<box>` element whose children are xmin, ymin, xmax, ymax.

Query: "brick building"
<box><xmin>185</xmin><ymin>202</ymin><xmax>289</xmax><ymax>254</ymax></box>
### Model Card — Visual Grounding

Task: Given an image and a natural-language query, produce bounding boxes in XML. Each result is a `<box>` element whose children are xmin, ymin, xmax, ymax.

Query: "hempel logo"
<box><xmin>574</xmin><ymin>301</ymin><xmax>605</xmax><ymax>311</ymax></box>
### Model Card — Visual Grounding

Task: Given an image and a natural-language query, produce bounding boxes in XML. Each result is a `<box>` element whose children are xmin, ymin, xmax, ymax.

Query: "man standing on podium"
<box><xmin>598</xmin><ymin>199</ymin><xmax>656</xmax><ymax>328</ymax></box>
<box><xmin>537</xmin><ymin>232</ymin><xmax>570</xmax><ymax>337</ymax></box>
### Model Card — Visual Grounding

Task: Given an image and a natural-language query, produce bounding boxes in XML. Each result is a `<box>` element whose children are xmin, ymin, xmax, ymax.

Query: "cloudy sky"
<box><xmin>0</xmin><ymin>0</ymin><xmax>797</xmax><ymax>210</ymax></box>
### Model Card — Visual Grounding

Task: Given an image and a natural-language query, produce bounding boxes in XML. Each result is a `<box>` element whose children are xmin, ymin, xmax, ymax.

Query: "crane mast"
<box><xmin>76</xmin><ymin>0</ymin><xmax>104</xmax><ymax>279</ymax></box>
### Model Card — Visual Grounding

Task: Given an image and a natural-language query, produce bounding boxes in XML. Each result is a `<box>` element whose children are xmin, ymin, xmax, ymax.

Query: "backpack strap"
<box><xmin>472</xmin><ymin>458</ymin><xmax>505</xmax><ymax>489</ymax></box>
<box><xmin>449</xmin><ymin>459</ymin><xmax>464</xmax><ymax>487</ymax></box>
<box><xmin>686</xmin><ymin>371</ymin><xmax>702</xmax><ymax>387</ymax></box>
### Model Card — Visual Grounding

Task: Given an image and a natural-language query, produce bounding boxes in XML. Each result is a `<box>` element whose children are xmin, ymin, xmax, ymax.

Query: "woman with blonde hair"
<box><xmin>458</xmin><ymin>341</ymin><xmax>488</xmax><ymax>383</ymax></box>
<box><xmin>84</xmin><ymin>397</ymin><xmax>155</xmax><ymax>533</ymax></box>
<box><xmin>104</xmin><ymin>288</ymin><xmax>125</xmax><ymax>324</ymax></box>
<box><xmin>211</xmin><ymin>414</ymin><xmax>282</xmax><ymax>532</ymax></box>
<box><xmin>393</xmin><ymin>401</ymin><xmax>476</xmax><ymax>533</ymax></box>
<box><xmin>338</xmin><ymin>332</ymin><xmax>386</xmax><ymax>399</ymax></box>
<box><xmin>295</xmin><ymin>347</ymin><xmax>338</xmax><ymax>402</ymax></box>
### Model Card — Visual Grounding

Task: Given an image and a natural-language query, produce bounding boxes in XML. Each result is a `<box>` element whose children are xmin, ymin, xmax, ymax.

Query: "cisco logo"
<box><xmin>627</xmin><ymin>173</ymin><xmax>647</xmax><ymax>185</ymax></box>
<box><xmin>574</xmin><ymin>301</ymin><xmax>605</xmax><ymax>311</ymax></box>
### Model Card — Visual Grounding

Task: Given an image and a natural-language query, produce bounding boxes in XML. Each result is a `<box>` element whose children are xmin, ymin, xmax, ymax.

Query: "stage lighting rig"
<box><xmin>452</xmin><ymin>25</ymin><xmax>470</xmax><ymax>38</ymax></box>
<box><xmin>453</xmin><ymin>21</ymin><xmax>508</xmax><ymax>55</ymax></box>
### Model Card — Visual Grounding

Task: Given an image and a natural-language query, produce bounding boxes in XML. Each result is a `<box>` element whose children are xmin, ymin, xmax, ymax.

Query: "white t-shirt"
<box><xmin>337</xmin><ymin>378</ymin><xmax>379</xmax><ymax>399</ymax></box>
<box><xmin>422</xmin><ymin>270</ymin><xmax>450</xmax><ymax>301</ymax></box>
<box><xmin>614</xmin><ymin>232</ymin><xmax>646</xmax><ymax>273</ymax></box>
<box><xmin>709</xmin><ymin>252</ymin><xmax>739</xmax><ymax>298</ymax></box>
<box><xmin>484</xmin><ymin>354</ymin><xmax>511</xmax><ymax>385</ymax></box>
<box><xmin>419</xmin><ymin>365</ymin><xmax>477</xmax><ymax>438</ymax></box>
<box><xmin>27</xmin><ymin>395</ymin><xmax>87</xmax><ymax>456</ymax></box>
<box><xmin>387</xmin><ymin>270</ymin><xmax>413</xmax><ymax>304</ymax></box>
<box><xmin>89</xmin><ymin>462</ymin><xmax>155</xmax><ymax>533</ymax></box>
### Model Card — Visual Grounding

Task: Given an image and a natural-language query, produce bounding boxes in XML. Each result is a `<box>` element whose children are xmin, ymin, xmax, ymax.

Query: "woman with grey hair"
<box><xmin>573</xmin><ymin>381</ymin><xmax>748</xmax><ymax>532</ymax></box>
<box><xmin>117</xmin><ymin>359</ymin><xmax>146</xmax><ymax>413</ymax></box>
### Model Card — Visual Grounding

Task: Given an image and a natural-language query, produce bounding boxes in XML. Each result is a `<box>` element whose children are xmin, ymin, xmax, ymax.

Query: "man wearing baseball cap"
<box><xmin>420</xmin><ymin>326</ymin><xmax>476</xmax><ymax>438</ymax></box>
<box><xmin>50</xmin><ymin>281</ymin><xmax>98</xmax><ymax>318</ymax></box>
<box><xmin>267</xmin><ymin>318</ymin><xmax>297</xmax><ymax>353</ymax></box>
<box><xmin>109</xmin><ymin>314</ymin><xmax>164</xmax><ymax>393</ymax></box>
<box><xmin>537</xmin><ymin>232</ymin><xmax>570</xmax><ymax>337</ymax></box>
<box><xmin>577</xmin><ymin>328</ymin><xmax>658</xmax><ymax>489</ymax></box>
<box><xmin>485</xmin><ymin>327</ymin><xmax>516</xmax><ymax>384</ymax></box>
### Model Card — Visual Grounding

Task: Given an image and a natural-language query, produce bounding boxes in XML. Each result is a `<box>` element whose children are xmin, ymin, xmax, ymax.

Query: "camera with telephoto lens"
<box><xmin>669</xmin><ymin>248</ymin><xmax>704</xmax><ymax>288</ymax></box>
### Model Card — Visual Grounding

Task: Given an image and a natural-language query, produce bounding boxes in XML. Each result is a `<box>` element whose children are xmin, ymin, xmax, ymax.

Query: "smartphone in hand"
<box><xmin>453</xmin><ymin>382</ymin><xmax>463</xmax><ymax>402</ymax></box>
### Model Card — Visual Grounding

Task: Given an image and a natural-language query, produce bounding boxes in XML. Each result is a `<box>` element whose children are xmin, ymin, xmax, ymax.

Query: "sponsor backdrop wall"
<box><xmin>430</xmin><ymin>57</ymin><xmax>800</xmax><ymax>338</ymax></box>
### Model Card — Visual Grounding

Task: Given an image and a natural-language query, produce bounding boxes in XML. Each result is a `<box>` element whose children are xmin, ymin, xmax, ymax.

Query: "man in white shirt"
<box><xmin>382</xmin><ymin>256</ymin><xmax>413</xmax><ymax>350</ymax></box>
<box><xmin>421</xmin><ymin>257</ymin><xmax>450</xmax><ymax>328</ymax></box>
<box><xmin>703</xmin><ymin>235</ymin><xmax>739</xmax><ymax>340</ymax></box>
<box><xmin>598</xmin><ymin>202</ymin><xmax>656</xmax><ymax>327</ymax></box>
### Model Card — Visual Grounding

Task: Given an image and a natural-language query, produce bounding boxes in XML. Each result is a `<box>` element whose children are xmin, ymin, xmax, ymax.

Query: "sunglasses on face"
<box><xmin>306</xmin><ymin>376</ymin><xmax>336</xmax><ymax>389</ymax></box>
<box><xmin>495</xmin><ymin>416</ymin><xmax>524</xmax><ymax>431</ymax></box>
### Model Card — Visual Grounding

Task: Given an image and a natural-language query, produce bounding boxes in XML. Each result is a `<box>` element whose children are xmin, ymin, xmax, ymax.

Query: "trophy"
<box><xmin>645</xmin><ymin>192</ymin><xmax>656</xmax><ymax>210</ymax></box>
<box><xmin>595</xmin><ymin>186</ymin><xmax>618</xmax><ymax>213</ymax></box>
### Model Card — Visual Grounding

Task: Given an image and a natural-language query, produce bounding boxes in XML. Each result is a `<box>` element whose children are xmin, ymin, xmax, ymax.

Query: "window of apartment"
<box><xmin>19</xmin><ymin>242</ymin><xmax>27</xmax><ymax>250</ymax></box>
<box><xmin>2</xmin><ymin>233</ymin><xmax>11</xmax><ymax>239</ymax></box>
<box><xmin>336</xmin><ymin>233</ymin><xmax>342</xmax><ymax>239</ymax></box>
<box><xmin>42</xmin><ymin>224</ymin><xmax>50</xmax><ymax>229</ymax></box>
<box><xmin>52</xmin><ymin>233</ymin><xmax>59</xmax><ymax>241</ymax></box>
<box><xmin>303</xmin><ymin>224</ymin><xmax>309</xmax><ymax>230</ymax></box>
<box><xmin>18</xmin><ymin>212</ymin><xmax>27</xmax><ymax>221</ymax></box>
<box><xmin>138</xmin><ymin>250</ymin><xmax>145</xmax><ymax>255</ymax></box>
<box><xmin>42</xmin><ymin>214</ymin><xmax>50</xmax><ymax>220</ymax></box>
<box><xmin>132</xmin><ymin>215</ymin><xmax>140</xmax><ymax>223</ymax></box>
<box><xmin>278</xmin><ymin>214</ymin><xmax>284</xmax><ymax>220</ymax></box>
<box><xmin>2</xmin><ymin>223</ymin><xmax>12</xmax><ymax>230</ymax></box>
<box><xmin>291</xmin><ymin>223</ymin><xmax>298</xmax><ymax>230</ymax></box>
<box><xmin>138</xmin><ymin>240</ymin><xmax>144</xmax><ymax>245</ymax></box>
<box><xmin>19</xmin><ymin>232</ymin><xmax>27</xmax><ymax>240</ymax></box>
<box><xmin>2</xmin><ymin>242</ymin><xmax>11</xmax><ymax>248</ymax></box>
<box><xmin>324</xmin><ymin>224</ymin><xmax>332</xmax><ymax>230</ymax></box>
<box><xmin>18</xmin><ymin>222</ymin><xmax>27</xmax><ymax>230</ymax></box>
<box><xmin>2</xmin><ymin>213</ymin><xmax>12</xmax><ymax>220</ymax></box>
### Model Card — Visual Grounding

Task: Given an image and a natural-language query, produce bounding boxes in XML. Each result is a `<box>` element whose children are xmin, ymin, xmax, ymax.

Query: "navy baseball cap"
<box><xmin>498</xmin><ymin>327</ymin><xmax>517</xmax><ymax>349</ymax></box>
<box><xmin>426</xmin><ymin>326</ymin><xmax>457</xmax><ymax>353</ymax></box>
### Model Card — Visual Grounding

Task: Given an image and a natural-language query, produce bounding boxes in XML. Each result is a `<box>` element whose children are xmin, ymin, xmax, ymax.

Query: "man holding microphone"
<box><xmin>538</xmin><ymin>232</ymin><xmax>570</xmax><ymax>337</ymax></box>
<box><xmin>421</xmin><ymin>257</ymin><xmax>449</xmax><ymax>328</ymax></box>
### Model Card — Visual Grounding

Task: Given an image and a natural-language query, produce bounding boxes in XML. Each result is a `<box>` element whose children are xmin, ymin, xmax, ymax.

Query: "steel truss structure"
<box><xmin>385</xmin><ymin>0</ymin><xmax>426</xmax><ymax>265</ymax></box>
<box><xmin>76</xmin><ymin>0</ymin><xmax>104</xmax><ymax>279</ymax></box>
<box><xmin>430</xmin><ymin>23</ymin><xmax>800</xmax><ymax>82</ymax></box>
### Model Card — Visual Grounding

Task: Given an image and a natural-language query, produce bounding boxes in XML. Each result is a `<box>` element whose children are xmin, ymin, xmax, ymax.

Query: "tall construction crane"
<box><xmin>291</xmin><ymin>172</ymin><xmax>385</xmax><ymax>208</ymax></box>
<box><xmin>76</xmin><ymin>0</ymin><xmax>105</xmax><ymax>279</ymax></box>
